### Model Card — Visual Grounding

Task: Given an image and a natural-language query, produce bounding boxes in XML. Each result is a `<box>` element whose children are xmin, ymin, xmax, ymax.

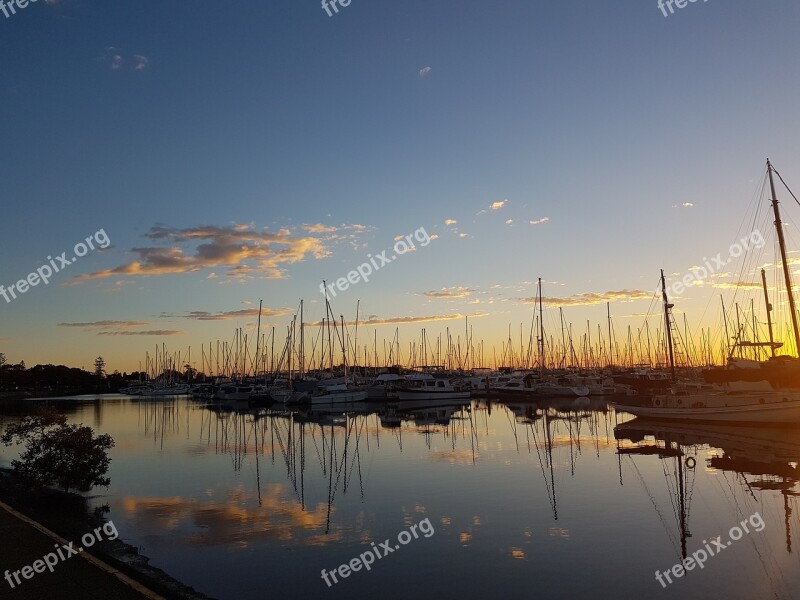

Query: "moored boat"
<box><xmin>395</xmin><ymin>374</ymin><xmax>470</xmax><ymax>401</ymax></box>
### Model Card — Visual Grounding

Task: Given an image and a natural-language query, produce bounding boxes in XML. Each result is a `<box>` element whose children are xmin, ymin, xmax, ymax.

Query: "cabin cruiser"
<box><xmin>395</xmin><ymin>374</ymin><xmax>470</xmax><ymax>401</ymax></box>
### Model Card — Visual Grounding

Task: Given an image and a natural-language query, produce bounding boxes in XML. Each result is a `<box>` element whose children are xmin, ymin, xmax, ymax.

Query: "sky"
<box><xmin>2</xmin><ymin>0</ymin><xmax>800</xmax><ymax>373</ymax></box>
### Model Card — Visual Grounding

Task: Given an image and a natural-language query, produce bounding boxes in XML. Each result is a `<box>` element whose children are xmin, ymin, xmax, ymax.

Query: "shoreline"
<box><xmin>0</xmin><ymin>469</ymin><xmax>215</xmax><ymax>600</ymax></box>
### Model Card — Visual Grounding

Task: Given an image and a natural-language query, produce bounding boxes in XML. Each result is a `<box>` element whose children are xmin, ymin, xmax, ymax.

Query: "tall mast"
<box><xmin>720</xmin><ymin>296</ymin><xmax>730</xmax><ymax>360</ymax></box>
<box><xmin>559</xmin><ymin>307</ymin><xmax>566</xmax><ymax>368</ymax></box>
<box><xmin>607</xmin><ymin>302</ymin><xmax>613</xmax><ymax>368</ymax></box>
<box><xmin>661</xmin><ymin>269</ymin><xmax>676</xmax><ymax>380</ymax></box>
<box><xmin>254</xmin><ymin>299</ymin><xmax>263</xmax><ymax>378</ymax></box>
<box><xmin>762</xmin><ymin>268</ymin><xmax>776</xmax><ymax>358</ymax></box>
<box><xmin>768</xmin><ymin>159</ymin><xmax>800</xmax><ymax>356</ymax></box>
<box><xmin>538</xmin><ymin>278</ymin><xmax>545</xmax><ymax>371</ymax></box>
<box><xmin>299</xmin><ymin>299</ymin><xmax>304</xmax><ymax>379</ymax></box>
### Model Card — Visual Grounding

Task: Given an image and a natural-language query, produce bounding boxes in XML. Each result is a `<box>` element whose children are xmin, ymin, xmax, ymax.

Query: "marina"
<box><xmin>4</xmin><ymin>1</ymin><xmax>800</xmax><ymax>597</ymax></box>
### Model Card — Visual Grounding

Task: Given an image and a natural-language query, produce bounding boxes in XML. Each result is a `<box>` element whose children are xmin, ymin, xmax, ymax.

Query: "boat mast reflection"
<box><xmin>615</xmin><ymin>418</ymin><xmax>800</xmax><ymax>557</ymax></box>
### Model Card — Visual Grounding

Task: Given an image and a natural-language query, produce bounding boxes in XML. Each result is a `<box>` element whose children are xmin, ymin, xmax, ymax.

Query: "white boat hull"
<box><xmin>616</xmin><ymin>398</ymin><xmax>800</xmax><ymax>423</ymax></box>
<box><xmin>309</xmin><ymin>390</ymin><xmax>368</xmax><ymax>405</ymax></box>
<box><xmin>395</xmin><ymin>389</ymin><xmax>471</xmax><ymax>401</ymax></box>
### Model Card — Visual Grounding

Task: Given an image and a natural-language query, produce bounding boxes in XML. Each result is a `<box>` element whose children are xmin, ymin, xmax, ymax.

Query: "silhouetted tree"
<box><xmin>94</xmin><ymin>356</ymin><xmax>106</xmax><ymax>378</ymax></box>
<box><xmin>1</xmin><ymin>407</ymin><xmax>115</xmax><ymax>493</ymax></box>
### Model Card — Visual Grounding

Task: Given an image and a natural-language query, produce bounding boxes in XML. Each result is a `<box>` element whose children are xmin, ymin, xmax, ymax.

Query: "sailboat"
<box><xmin>616</xmin><ymin>160</ymin><xmax>800</xmax><ymax>424</ymax></box>
<box><xmin>305</xmin><ymin>286</ymin><xmax>367</xmax><ymax>405</ymax></box>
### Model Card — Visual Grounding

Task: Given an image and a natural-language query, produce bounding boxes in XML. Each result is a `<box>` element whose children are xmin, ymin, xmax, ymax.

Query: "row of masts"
<box><xmin>137</xmin><ymin>162</ymin><xmax>800</xmax><ymax>381</ymax></box>
<box><xmin>142</xmin><ymin>295</ymin><xmax>718</xmax><ymax>383</ymax></box>
<box><xmin>141</xmin><ymin>288</ymin><xmax>787</xmax><ymax>382</ymax></box>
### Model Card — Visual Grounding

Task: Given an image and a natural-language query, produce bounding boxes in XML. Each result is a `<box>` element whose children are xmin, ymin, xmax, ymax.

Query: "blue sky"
<box><xmin>2</xmin><ymin>0</ymin><xmax>800</xmax><ymax>371</ymax></box>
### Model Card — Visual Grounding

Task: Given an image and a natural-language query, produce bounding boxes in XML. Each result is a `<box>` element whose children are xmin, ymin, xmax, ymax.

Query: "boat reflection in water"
<box><xmin>615</xmin><ymin>418</ymin><xmax>800</xmax><ymax>559</ymax></box>
<box><xmin>191</xmin><ymin>396</ymin><xmax>614</xmax><ymax>526</ymax></box>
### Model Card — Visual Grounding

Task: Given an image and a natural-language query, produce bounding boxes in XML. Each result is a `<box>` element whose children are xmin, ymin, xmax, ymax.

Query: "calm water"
<box><xmin>1</xmin><ymin>395</ymin><xmax>799</xmax><ymax>600</ymax></box>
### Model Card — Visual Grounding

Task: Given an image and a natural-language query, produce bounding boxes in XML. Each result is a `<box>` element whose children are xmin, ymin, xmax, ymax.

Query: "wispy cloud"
<box><xmin>58</xmin><ymin>320</ymin><xmax>149</xmax><ymax>329</ymax></box>
<box><xmin>309</xmin><ymin>312</ymin><xmax>488</xmax><ymax>327</ymax></box>
<box><xmin>161</xmin><ymin>307</ymin><xmax>293</xmax><ymax>321</ymax></box>
<box><xmin>710</xmin><ymin>281</ymin><xmax>763</xmax><ymax>290</ymax></box>
<box><xmin>519</xmin><ymin>289</ymin><xmax>652</xmax><ymax>307</ymax></box>
<box><xmin>419</xmin><ymin>66</ymin><xmax>432</xmax><ymax>78</ymax></box>
<box><xmin>58</xmin><ymin>320</ymin><xmax>182</xmax><ymax>337</ymax></box>
<box><xmin>529</xmin><ymin>217</ymin><xmax>550</xmax><ymax>225</ymax></box>
<box><xmin>97</xmin><ymin>330</ymin><xmax>184</xmax><ymax>336</ymax></box>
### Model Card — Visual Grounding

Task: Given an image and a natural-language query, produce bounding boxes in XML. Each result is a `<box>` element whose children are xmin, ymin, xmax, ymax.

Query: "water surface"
<box><xmin>1</xmin><ymin>395</ymin><xmax>798</xmax><ymax>600</ymax></box>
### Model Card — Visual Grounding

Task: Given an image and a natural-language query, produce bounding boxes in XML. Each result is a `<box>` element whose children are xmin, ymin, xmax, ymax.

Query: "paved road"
<box><xmin>0</xmin><ymin>500</ymin><xmax>162</xmax><ymax>600</ymax></box>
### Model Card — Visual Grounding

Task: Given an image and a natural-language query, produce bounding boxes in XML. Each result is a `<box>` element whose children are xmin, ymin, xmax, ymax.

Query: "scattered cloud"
<box><xmin>133</xmin><ymin>55</ymin><xmax>149</xmax><ymax>71</ymax></box>
<box><xmin>302</xmin><ymin>223</ymin><xmax>338</xmax><ymax>233</ymax></box>
<box><xmin>103</xmin><ymin>47</ymin><xmax>149</xmax><ymax>72</ymax></box>
<box><xmin>74</xmin><ymin>224</ymin><xmax>330</xmax><ymax>282</ymax></box>
<box><xmin>445</xmin><ymin>219</ymin><xmax>458</xmax><ymax>226</ymax></box>
<box><xmin>421</xmin><ymin>287</ymin><xmax>473</xmax><ymax>299</ymax></box>
<box><xmin>419</xmin><ymin>66</ymin><xmax>432</xmax><ymax>78</ymax></box>
<box><xmin>490</xmin><ymin>200</ymin><xmax>506</xmax><ymax>210</ymax></box>
<box><xmin>529</xmin><ymin>217</ymin><xmax>550</xmax><ymax>225</ymax></box>
<box><xmin>505</xmin><ymin>219</ymin><xmax>513</xmax><ymax>225</ymax></box>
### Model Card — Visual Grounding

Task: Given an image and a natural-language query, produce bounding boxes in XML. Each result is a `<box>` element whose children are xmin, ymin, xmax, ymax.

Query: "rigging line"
<box><xmin>738</xmin><ymin>471</ymin><xmax>759</xmax><ymax>503</ymax></box>
<box><xmin>330</xmin><ymin>418</ymin><xmax>355</xmax><ymax>505</ymax></box>
<box><xmin>729</xmin><ymin>206</ymin><xmax>769</xmax><ymax>318</ymax></box>
<box><xmin>724</xmin><ymin>174</ymin><xmax>770</xmax><ymax>328</ymax></box>
<box><xmin>345</xmin><ymin>416</ymin><xmax>366</xmax><ymax>492</ymax></box>
<box><xmin>627</xmin><ymin>455</ymin><xmax>680</xmax><ymax>556</ymax></box>
<box><xmin>700</xmin><ymin>175</ymin><xmax>768</xmax><ymax>335</ymax></box>
<box><xmin>309</xmin><ymin>426</ymin><xmax>327</xmax><ymax>472</ymax></box>
<box><xmin>530</xmin><ymin>422</ymin><xmax>556</xmax><ymax>517</ymax></box>
<box><xmin>773</xmin><ymin>165</ymin><xmax>800</xmax><ymax>209</ymax></box>
<box><xmin>739</xmin><ymin>500</ymin><xmax>793</xmax><ymax>600</ymax></box>
<box><xmin>663</xmin><ymin>458</ymin><xmax>681</xmax><ymax>526</ymax></box>
<box><xmin>684</xmin><ymin>463</ymin><xmax>696</xmax><ymax>522</ymax></box>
